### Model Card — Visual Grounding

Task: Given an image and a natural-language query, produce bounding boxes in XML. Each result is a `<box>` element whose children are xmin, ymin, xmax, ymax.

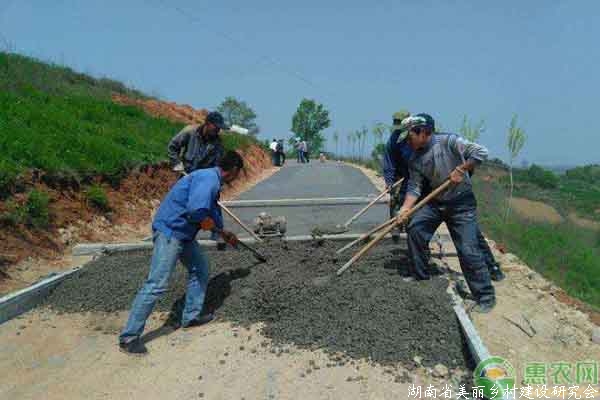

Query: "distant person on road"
<box><xmin>276</xmin><ymin>139</ymin><xmax>285</xmax><ymax>166</ymax></box>
<box><xmin>119</xmin><ymin>151</ymin><xmax>244</xmax><ymax>355</ymax></box>
<box><xmin>384</xmin><ymin>112</ymin><xmax>504</xmax><ymax>282</ymax></box>
<box><xmin>397</xmin><ymin>114</ymin><xmax>496</xmax><ymax>313</ymax></box>
<box><xmin>270</xmin><ymin>138</ymin><xmax>279</xmax><ymax>166</ymax></box>
<box><xmin>301</xmin><ymin>140</ymin><xmax>309</xmax><ymax>163</ymax></box>
<box><xmin>295</xmin><ymin>138</ymin><xmax>305</xmax><ymax>163</ymax></box>
<box><xmin>167</xmin><ymin>111</ymin><xmax>227</xmax><ymax>174</ymax></box>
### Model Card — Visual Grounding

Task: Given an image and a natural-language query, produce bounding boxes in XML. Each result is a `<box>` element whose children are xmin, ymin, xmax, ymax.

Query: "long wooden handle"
<box><xmin>336</xmin><ymin>216</ymin><xmax>397</xmax><ymax>254</ymax></box>
<box><xmin>342</xmin><ymin>178</ymin><xmax>404</xmax><ymax>228</ymax></box>
<box><xmin>337</xmin><ymin>218</ymin><xmax>400</xmax><ymax>275</ymax></box>
<box><xmin>336</xmin><ymin>180</ymin><xmax>453</xmax><ymax>275</ymax></box>
<box><xmin>218</xmin><ymin>201</ymin><xmax>263</xmax><ymax>242</ymax></box>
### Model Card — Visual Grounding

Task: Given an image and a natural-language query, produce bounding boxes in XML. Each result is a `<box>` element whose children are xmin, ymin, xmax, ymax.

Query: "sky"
<box><xmin>1</xmin><ymin>0</ymin><xmax>599</xmax><ymax>165</ymax></box>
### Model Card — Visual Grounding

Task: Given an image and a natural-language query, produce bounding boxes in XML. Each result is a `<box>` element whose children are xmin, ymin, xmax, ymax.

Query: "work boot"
<box><xmin>488</xmin><ymin>263</ymin><xmax>506</xmax><ymax>282</ymax></box>
<box><xmin>119</xmin><ymin>338</ymin><xmax>148</xmax><ymax>356</ymax></box>
<box><xmin>470</xmin><ymin>297</ymin><xmax>496</xmax><ymax>314</ymax></box>
<box><xmin>182</xmin><ymin>313</ymin><xmax>215</xmax><ymax>329</ymax></box>
<box><xmin>455</xmin><ymin>280</ymin><xmax>473</xmax><ymax>300</ymax></box>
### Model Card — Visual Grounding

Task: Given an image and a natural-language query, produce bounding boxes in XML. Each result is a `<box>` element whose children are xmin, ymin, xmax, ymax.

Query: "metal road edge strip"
<box><xmin>0</xmin><ymin>267</ymin><xmax>81</xmax><ymax>325</ymax></box>
<box><xmin>449</xmin><ymin>287</ymin><xmax>512</xmax><ymax>400</ymax></box>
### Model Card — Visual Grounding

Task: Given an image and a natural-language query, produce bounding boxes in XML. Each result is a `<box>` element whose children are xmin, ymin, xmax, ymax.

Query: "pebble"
<box><xmin>432</xmin><ymin>364</ymin><xmax>449</xmax><ymax>378</ymax></box>
<box><xmin>592</xmin><ymin>327</ymin><xmax>600</xmax><ymax>345</ymax></box>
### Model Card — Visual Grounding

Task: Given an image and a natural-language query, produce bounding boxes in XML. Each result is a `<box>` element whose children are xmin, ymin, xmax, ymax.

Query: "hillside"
<box><xmin>473</xmin><ymin>162</ymin><xmax>600</xmax><ymax>309</ymax></box>
<box><xmin>0</xmin><ymin>52</ymin><xmax>270</xmax><ymax>282</ymax></box>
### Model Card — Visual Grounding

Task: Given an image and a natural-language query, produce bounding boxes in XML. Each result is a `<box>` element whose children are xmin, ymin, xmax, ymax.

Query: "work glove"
<box><xmin>220</xmin><ymin>230</ymin><xmax>239</xmax><ymax>247</ymax></box>
<box><xmin>199</xmin><ymin>217</ymin><xmax>216</xmax><ymax>231</ymax></box>
<box><xmin>173</xmin><ymin>162</ymin><xmax>185</xmax><ymax>173</ymax></box>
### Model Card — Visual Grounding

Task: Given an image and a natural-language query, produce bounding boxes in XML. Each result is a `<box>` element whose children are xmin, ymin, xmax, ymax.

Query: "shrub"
<box><xmin>24</xmin><ymin>190</ymin><xmax>50</xmax><ymax>228</ymax></box>
<box><xmin>85</xmin><ymin>185</ymin><xmax>110</xmax><ymax>211</ymax></box>
<box><xmin>0</xmin><ymin>159</ymin><xmax>20</xmax><ymax>198</ymax></box>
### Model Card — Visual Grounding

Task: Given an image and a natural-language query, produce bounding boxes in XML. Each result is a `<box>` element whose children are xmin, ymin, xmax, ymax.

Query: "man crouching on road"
<box><xmin>119</xmin><ymin>151</ymin><xmax>243</xmax><ymax>355</ymax></box>
<box><xmin>397</xmin><ymin>114</ymin><xmax>496</xmax><ymax>313</ymax></box>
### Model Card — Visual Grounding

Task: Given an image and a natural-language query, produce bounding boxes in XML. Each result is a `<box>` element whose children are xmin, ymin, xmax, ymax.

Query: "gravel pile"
<box><xmin>45</xmin><ymin>239</ymin><xmax>468</xmax><ymax>367</ymax></box>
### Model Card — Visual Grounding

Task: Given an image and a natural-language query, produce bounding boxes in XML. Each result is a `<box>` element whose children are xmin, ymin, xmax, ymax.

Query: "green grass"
<box><xmin>0</xmin><ymin>52</ymin><xmax>257</xmax><ymax>195</ymax></box>
<box><xmin>473</xmin><ymin>173</ymin><xmax>600</xmax><ymax>309</ymax></box>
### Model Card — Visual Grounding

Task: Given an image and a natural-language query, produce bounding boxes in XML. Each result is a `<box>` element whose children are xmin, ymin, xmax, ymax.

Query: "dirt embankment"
<box><xmin>112</xmin><ymin>94</ymin><xmax>209</xmax><ymax>125</ymax></box>
<box><xmin>0</xmin><ymin>97</ymin><xmax>274</xmax><ymax>294</ymax></box>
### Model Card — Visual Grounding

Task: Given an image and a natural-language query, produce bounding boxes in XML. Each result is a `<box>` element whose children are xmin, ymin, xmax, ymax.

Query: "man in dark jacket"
<box><xmin>168</xmin><ymin>111</ymin><xmax>227</xmax><ymax>173</ymax></box>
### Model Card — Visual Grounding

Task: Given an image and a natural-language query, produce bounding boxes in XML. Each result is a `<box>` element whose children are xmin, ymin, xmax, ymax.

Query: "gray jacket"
<box><xmin>407</xmin><ymin>133</ymin><xmax>488</xmax><ymax>202</ymax></box>
<box><xmin>167</xmin><ymin>124</ymin><xmax>224</xmax><ymax>173</ymax></box>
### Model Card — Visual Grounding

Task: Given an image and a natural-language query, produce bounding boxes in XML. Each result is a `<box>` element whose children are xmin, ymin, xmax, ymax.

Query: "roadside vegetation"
<box><xmin>474</xmin><ymin>162</ymin><xmax>600</xmax><ymax>308</ymax></box>
<box><xmin>0</xmin><ymin>51</ymin><xmax>260</xmax><ymax>258</ymax></box>
<box><xmin>0</xmin><ymin>52</ymin><xmax>256</xmax><ymax>197</ymax></box>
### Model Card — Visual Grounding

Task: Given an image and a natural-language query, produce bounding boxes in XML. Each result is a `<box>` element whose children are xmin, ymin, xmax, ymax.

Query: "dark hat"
<box><xmin>392</xmin><ymin>110</ymin><xmax>411</xmax><ymax>132</ymax></box>
<box><xmin>206</xmin><ymin>111</ymin><xmax>228</xmax><ymax>130</ymax></box>
<box><xmin>402</xmin><ymin>113</ymin><xmax>435</xmax><ymax>131</ymax></box>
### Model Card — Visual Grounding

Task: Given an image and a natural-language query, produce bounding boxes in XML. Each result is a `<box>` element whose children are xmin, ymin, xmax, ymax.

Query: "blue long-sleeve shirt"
<box><xmin>382</xmin><ymin>130</ymin><xmax>413</xmax><ymax>193</ymax></box>
<box><xmin>152</xmin><ymin>167</ymin><xmax>224</xmax><ymax>241</ymax></box>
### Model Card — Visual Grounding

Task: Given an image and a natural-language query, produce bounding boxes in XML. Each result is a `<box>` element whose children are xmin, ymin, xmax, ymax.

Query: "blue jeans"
<box><xmin>297</xmin><ymin>150</ymin><xmax>305</xmax><ymax>163</ymax></box>
<box><xmin>119</xmin><ymin>231</ymin><xmax>210</xmax><ymax>343</ymax></box>
<box><xmin>406</xmin><ymin>194</ymin><xmax>495</xmax><ymax>302</ymax></box>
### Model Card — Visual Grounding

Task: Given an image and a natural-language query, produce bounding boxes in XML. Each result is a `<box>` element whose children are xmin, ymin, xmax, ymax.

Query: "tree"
<box><xmin>505</xmin><ymin>114</ymin><xmax>526</xmax><ymax>220</ymax></box>
<box><xmin>216</xmin><ymin>96</ymin><xmax>259</xmax><ymax>135</ymax></box>
<box><xmin>346</xmin><ymin>132</ymin><xmax>354</xmax><ymax>159</ymax></box>
<box><xmin>291</xmin><ymin>98</ymin><xmax>331</xmax><ymax>155</ymax></box>
<box><xmin>372</xmin><ymin>122</ymin><xmax>388</xmax><ymax>145</ymax></box>
<box><xmin>371</xmin><ymin>143</ymin><xmax>386</xmax><ymax>164</ymax></box>
<box><xmin>459</xmin><ymin>115</ymin><xmax>485</xmax><ymax>142</ymax></box>
<box><xmin>332</xmin><ymin>131</ymin><xmax>339</xmax><ymax>157</ymax></box>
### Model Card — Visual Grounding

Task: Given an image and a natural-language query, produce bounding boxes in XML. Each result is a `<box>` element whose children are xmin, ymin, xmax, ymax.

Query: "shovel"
<box><xmin>312</xmin><ymin>178</ymin><xmax>403</xmax><ymax>235</ymax></box>
<box><xmin>336</xmin><ymin>180</ymin><xmax>452</xmax><ymax>275</ymax></box>
<box><xmin>214</xmin><ymin>227</ymin><xmax>268</xmax><ymax>263</ymax></box>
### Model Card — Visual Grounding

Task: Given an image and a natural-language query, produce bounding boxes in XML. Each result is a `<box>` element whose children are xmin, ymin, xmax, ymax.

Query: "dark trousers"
<box><xmin>406</xmin><ymin>194</ymin><xmax>495</xmax><ymax>302</ymax></box>
<box><xmin>477</xmin><ymin>228</ymin><xmax>498</xmax><ymax>268</ymax></box>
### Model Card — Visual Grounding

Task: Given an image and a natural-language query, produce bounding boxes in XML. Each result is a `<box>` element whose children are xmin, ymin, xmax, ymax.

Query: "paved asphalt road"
<box><xmin>215</xmin><ymin>160</ymin><xmax>390</xmax><ymax>237</ymax></box>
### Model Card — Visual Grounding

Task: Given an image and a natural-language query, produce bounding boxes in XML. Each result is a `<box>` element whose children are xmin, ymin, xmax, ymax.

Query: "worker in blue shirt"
<box><xmin>119</xmin><ymin>151</ymin><xmax>244</xmax><ymax>355</ymax></box>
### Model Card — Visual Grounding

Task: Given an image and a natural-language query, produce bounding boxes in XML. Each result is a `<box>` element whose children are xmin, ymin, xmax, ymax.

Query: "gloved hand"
<box><xmin>220</xmin><ymin>230</ymin><xmax>239</xmax><ymax>247</ymax></box>
<box><xmin>173</xmin><ymin>162</ymin><xmax>185</xmax><ymax>173</ymax></box>
<box><xmin>199</xmin><ymin>217</ymin><xmax>216</xmax><ymax>231</ymax></box>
